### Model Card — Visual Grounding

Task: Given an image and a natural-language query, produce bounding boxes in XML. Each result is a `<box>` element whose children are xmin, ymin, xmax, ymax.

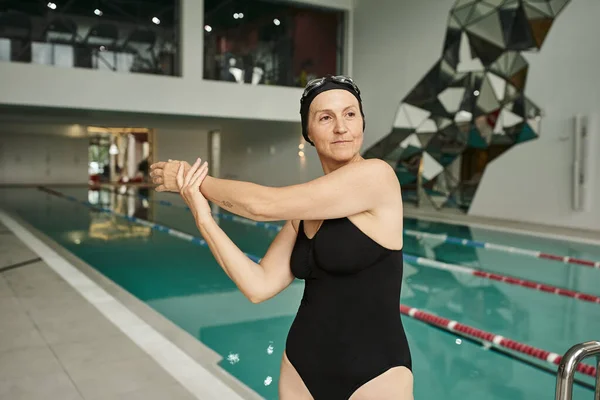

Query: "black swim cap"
<box><xmin>299</xmin><ymin>77</ymin><xmax>365</xmax><ymax>146</ymax></box>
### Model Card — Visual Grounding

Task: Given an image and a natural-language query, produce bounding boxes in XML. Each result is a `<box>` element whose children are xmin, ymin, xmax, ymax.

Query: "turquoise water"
<box><xmin>1</xmin><ymin>187</ymin><xmax>597</xmax><ymax>400</ymax></box>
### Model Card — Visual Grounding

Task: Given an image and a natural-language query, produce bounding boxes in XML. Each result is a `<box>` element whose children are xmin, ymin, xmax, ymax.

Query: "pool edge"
<box><xmin>0</xmin><ymin>208</ymin><xmax>265</xmax><ymax>400</ymax></box>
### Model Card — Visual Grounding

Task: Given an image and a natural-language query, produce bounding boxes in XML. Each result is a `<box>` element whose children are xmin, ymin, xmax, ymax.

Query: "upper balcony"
<box><xmin>0</xmin><ymin>0</ymin><xmax>351</xmax><ymax>122</ymax></box>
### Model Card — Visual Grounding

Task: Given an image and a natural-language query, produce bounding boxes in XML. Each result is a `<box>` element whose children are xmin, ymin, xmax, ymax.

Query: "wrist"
<box><xmin>195</xmin><ymin>210</ymin><xmax>214</xmax><ymax>226</ymax></box>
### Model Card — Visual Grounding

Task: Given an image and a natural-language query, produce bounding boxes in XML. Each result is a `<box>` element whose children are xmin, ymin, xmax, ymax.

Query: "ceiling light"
<box><xmin>273</xmin><ymin>18</ymin><xmax>281</xmax><ymax>26</ymax></box>
<box><xmin>47</xmin><ymin>2</ymin><xmax>57</xmax><ymax>10</ymax></box>
<box><xmin>152</xmin><ymin>17</ymin><xmax>160</xmax><ymax>25</ymax></box>
<box><xmin>94</xmin><ymin>8</ymin><xmax>103</xmax><ymax>16</ymax></box>
<box><xmin>204</xmin><ymin>25</ymin><xmax>212</xmax><ymax>32</ymax></box>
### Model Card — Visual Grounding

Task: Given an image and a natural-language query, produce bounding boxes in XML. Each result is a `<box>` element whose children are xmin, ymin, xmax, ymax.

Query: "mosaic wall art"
<box><xmin>364</xmin><ymin>0</ymin><xmax>571</xmax><ymax>210</ymax></box>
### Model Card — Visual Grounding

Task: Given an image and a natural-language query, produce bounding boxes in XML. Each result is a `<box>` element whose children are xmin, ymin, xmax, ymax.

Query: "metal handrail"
<box><xmin>555</xmin><ymin>341</ymin><xmax>600</xmax><ymax>400</ymax></box>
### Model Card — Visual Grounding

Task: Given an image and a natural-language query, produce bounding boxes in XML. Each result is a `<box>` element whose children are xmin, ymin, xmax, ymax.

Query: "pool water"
<box><xmin>0</xmin><ymin>186</ymin><xmax>597</xmax><ymax>400</ymax></box>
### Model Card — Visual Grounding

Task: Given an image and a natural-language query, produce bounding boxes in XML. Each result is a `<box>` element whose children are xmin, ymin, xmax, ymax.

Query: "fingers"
<box><xmin>152</xmin><ymin>176</ymin><xmax>164</xmax><ymax>185</ymax></box>
<box><xmin>150</xmin><ymin>159</ymin><xmax>181</xmax><ymax>170</ymax></box>
<box><xmin>183</xmin><ymin>158</ymin><xmax>202</xmax><ymax>188</ymax></box>
<box><xmin>176</xmin><ymin>162</ymin><xmax>185</xmax><ymax>190</ymax></box>
<box><xmin>150</xmin><ymin>161</ymin><xmax>166</xmax><ymax>170</ymax></box>
<box><xmin>187</xmin><ymin>162</ymin><xmax>208</xmax><ymax>190</ymax></box>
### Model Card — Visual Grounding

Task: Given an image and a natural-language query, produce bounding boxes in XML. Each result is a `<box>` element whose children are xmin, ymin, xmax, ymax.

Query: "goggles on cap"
<box><xmin>300</xmin><ymin>75</ymin><xmax>361</xmax><ymax>104</ymax></box>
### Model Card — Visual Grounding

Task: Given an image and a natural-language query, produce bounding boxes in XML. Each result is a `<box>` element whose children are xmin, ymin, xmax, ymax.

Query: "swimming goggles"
<box><xmin>300</xmin><ymin>75</ymin><xmax>361</xmax><ymax>103</ymax></box>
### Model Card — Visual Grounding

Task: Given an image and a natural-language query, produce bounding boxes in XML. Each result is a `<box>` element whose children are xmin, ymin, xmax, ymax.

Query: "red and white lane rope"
<box><xmin>405</xmin><ymin>229</ymin><xmax>600</xmax><ymax>269</ymax></box>
<box><xmin>399</xmin><ymin>305</ymin><xmax>597</xmax><ymax>378</ymax></box>
<box><xmin>404</xmin><ymin>255</ymin><xmax>600</xmax><ymax>305</ymax></box>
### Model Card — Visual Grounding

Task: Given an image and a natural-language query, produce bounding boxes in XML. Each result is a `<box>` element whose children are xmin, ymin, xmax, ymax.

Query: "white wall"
<box><xmin>154</xmin><ymin>127</ymin><xmax>211</xmax><ymax>169</ymax></box>
<box><xmin>152</xmin><ymin>118</ymin><xmax>326</xmax><ymax>188</ymax></box>
<box><xmin>351</xmin><ymin>0</ymin><xmax>454</xmax><ymax>152</ymax></box>
<box><xmin>0</xmin><ymin>131</ymin><xmax>88</xmax><ymax>185</ymax></box>
<box><xmin>469</xmin><ymin>0</ymin><xmax>600</xmax><ymax>232</ymax></box>
<box><xmin>0</xmin><ymin>61</ymin><xmax>304</xmax><ymax>123</ymax></box>
<box><xmin>219</xmin><ymin>120</ymin><xmax>324</xmax><ymax>187</ymax></box>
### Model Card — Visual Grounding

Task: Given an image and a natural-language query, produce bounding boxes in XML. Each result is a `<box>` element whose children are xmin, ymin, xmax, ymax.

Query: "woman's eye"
<box><xmin>347</xmin><ymin>112</ymin><xmax>356</xmax><ymax>117</ymax></box>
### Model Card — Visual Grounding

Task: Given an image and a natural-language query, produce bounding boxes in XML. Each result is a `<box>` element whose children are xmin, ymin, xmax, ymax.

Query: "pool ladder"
<box><xmin>555</xmin><ymin>341</ymin><xmax>600</xmax><ymax>400</ymax></box>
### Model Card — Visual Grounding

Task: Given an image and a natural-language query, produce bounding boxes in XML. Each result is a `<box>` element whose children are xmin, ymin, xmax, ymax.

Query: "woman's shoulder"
<box><xmin>348</xmin><ymin>158</ymin><xmax>400</xmax><ymax>190</ymax></box>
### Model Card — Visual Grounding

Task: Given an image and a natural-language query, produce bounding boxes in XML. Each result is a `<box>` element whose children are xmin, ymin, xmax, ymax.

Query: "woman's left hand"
<box><xmin>177</xmin><ymin>158</ymin><xmax>212</xmax><ymax>223</ymax></box>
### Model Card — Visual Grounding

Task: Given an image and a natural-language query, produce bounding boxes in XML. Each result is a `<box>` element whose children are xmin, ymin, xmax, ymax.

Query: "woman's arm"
<box><xmin>151</xmin><ymin>158</ymin><xmax>399</xmax><ymax>222</ymax></box>
<box><xmin>197</xmin><ymin>215</ymin><xmax>297</xmax><ymax>303</ymax></box>
<box><xmin>202</xmin><ymin>158</ymin><xmax>400</xmax><ymax>221</ymax></box>
<box><xmin>150</xmin><ymin>160</ymin><xmax>263</xmax><ymax>220</ymax></box>
<box><xmin>201</xmin><ymin>176</ymin><xmax>270</xmax><ymax>220</ymax></box>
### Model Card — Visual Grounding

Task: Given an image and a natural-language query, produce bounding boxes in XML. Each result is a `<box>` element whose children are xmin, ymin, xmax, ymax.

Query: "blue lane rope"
<box><xmin>39</xmin><ymin>187</ymin><xmax>262</xmax><ymax>263</ymax></box>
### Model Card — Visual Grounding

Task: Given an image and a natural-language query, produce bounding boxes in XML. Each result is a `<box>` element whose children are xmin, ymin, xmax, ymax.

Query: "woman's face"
<box><xmin>307</xmin><ymin>89</ymin><xmax>364</xmax><ymax>162</ymax></box>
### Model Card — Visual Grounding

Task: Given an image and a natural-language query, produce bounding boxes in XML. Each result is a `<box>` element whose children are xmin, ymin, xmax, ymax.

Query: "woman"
<box><xmin>149</xmin><ymin>76</ymin><xmax>413</xmax><ymax>400</ymax></box>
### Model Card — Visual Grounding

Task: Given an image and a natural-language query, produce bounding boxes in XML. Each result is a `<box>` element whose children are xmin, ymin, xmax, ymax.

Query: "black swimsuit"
<box><xmin>286</xmin><ymin>217</ymin><xmax>412</xmax><ymax>399</ymax></box>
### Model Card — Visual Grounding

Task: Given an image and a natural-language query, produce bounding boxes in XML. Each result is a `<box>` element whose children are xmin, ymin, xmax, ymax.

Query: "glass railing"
<box><xmin>0</xmin><ymin>1</ymin><xmax>179</xmax><ymax>76</ymax></box>
<box><xmin>203</xmin><ymin>0</ymin><xmax>345</xmax><ymax>88</ymax></box>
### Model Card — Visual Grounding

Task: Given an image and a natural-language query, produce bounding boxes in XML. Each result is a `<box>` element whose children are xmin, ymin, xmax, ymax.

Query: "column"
<box><xmin>180</xmin><ymin>0</ymin><xmax>204</xmax><ymax>79</ymax></box>
<box><xmin>209</xmin><ymin>130</ymin><xmax>221</xmax><ymax>216</ymax></box>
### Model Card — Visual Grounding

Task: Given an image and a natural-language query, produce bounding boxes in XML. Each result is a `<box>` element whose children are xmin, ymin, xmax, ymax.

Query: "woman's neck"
<box><xmin>320</xmin><ymin>154</ymin><xmax>364</xmax><ymax>175</ymax></box>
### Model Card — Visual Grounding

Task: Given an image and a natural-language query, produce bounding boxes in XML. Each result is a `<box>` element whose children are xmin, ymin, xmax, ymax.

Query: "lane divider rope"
<box><xmin>403</xmin><ymin>255</ymin><xmax>600</xmax><ymax>305</ymax></box>
<box><xmin>39</xmin><ymin>187</ymin><xmax>262</xmax><ymax>263</ymax></box>
<box><xmin>404</xmin><ymin>229</ymin><xmax>600</xmax><ymax>269</ymax></box>
<box><xmin>98</xmin><ymin>189</ymin><xmax>600</xmax><ymax>305</ymax></box>
<box><xmin>103</xmin><ymin>187</ymin><xmax>600</xmax><ymax>269</ymax></box>
<box><xmin>399</xmin><ymin>305</ymin><xmax>597</xmax><ymax>378</ymax></box>
<box><xmin>40</xmin><ymin>186</ymin><xmax>598</xmax><ymax>378</ymax></box>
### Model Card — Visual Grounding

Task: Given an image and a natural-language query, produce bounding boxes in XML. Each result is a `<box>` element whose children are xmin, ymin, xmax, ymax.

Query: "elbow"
<box><xmin>243</xmin><ymin>284</ymin><xmax>266</xmax><ymax>304</ymax></box>
<box><xmin>247</xmin><ymin>201</ymin><xmax>270</xmax><ymax>222</ymax></box>
<box><xmin>248</xmin><ymin>295</ymin><xmax>264</xmax><ymax>304</ymax></box>
<box><xmin>246</xmin><ymin>202</ymin><xmax>264</xmax><ymax>221</ymax></box>
<box><xmin>246</xmin><ymin>285</ymin><xmax>274</xmax><ymax>304</ymax></box>
<box><xmin>247</xmin><ymin>291</ymin><xmax>266</xmax><ymax>304</ymax></box>
<box><xmin>246</xmin><ymin>186</ymin><xmax>280</xmax><ymax>221</ymax></box>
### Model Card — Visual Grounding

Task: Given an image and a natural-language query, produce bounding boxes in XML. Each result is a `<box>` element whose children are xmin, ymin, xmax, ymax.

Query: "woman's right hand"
<box><xmin>177</xmin><ymin>158</ymin><xmax>212</xmax><ymax>223</ymax></box>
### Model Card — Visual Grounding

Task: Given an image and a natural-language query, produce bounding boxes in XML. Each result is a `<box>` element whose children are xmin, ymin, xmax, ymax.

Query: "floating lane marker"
<box><xmin>114</xmin><ymin>189</ymin><xmax>599</xmax><ymax>269</ymax></box>
<box><xmin>404</xmin><ymin>229</ymin><xmax>600</xmax><ymax>269</ymax></box>
<box><xmin>399</xmin><ymin>305</ymin><xmax>597</xmax><ymax>378</ymax></box>
<box><xmin>403</xmin><ymin>255</ymin><xmax>600</xmax><ymax>305</ymax></box>
<box><xmin>38</xmin><ymin>187</ymin><xmax>261</xmax><ymax>263</ymax></box>
<box><xmin>86</xmin><ymin>188</ymin><xmax>600</xmax><ymax>304</ymax></box>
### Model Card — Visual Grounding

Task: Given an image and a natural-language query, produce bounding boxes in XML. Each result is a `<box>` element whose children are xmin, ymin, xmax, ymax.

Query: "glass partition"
<box><xmin>203</xmin><ymin>0</ymin><xmax>345</xmax><ymax>87</ymax></box>
<box><xmin>0</xmin><ymin>0</ymin><xmax>179</xmax><ymax>76</ymax></box>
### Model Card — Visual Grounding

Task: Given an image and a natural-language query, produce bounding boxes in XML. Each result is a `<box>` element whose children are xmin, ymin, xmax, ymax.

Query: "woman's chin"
<box><xmin>330</xmin><ymin>146</ymin><xmax>358</xmax><ymax>162</ymax></box>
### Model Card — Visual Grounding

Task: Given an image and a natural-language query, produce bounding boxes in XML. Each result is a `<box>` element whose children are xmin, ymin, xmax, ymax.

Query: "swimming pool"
<box><xmin>1</xmin><ymin>186</ymin><xmax>598</xmax><ymax>399</ymax></box>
